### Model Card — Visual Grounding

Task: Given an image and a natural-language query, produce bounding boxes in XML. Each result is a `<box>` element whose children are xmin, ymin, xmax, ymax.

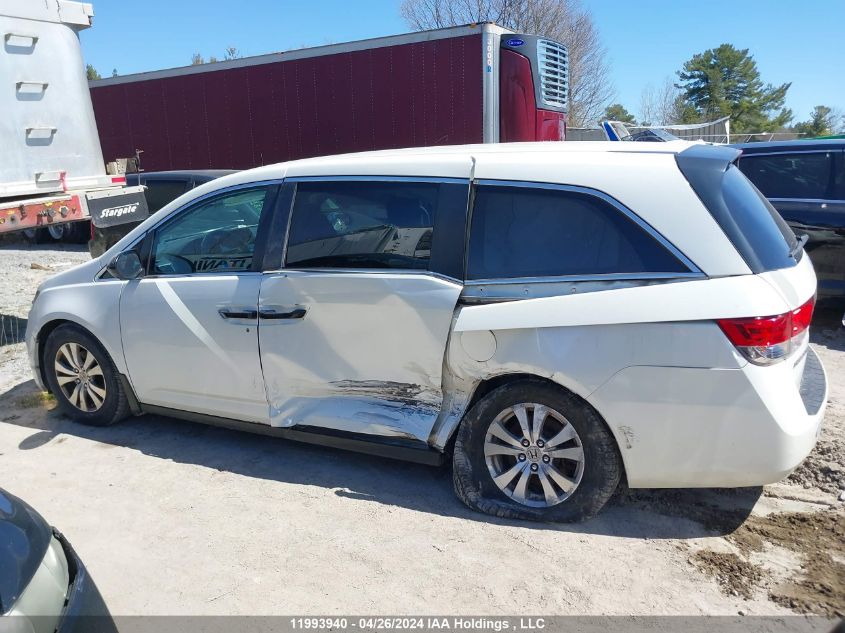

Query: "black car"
<box><xmin>734</xmin><ymin>140</ymin><xmax>845</xmax><ymax>300</ymax></box>
<box><xmin>88</xmin><ymin>170</ymin><xmax>234</xmax><ymax>257</ymax></box>
<box><xmin>0</xmin><ymin>488</ymin><xmax>115</xmax><ymax>633</ymax></box>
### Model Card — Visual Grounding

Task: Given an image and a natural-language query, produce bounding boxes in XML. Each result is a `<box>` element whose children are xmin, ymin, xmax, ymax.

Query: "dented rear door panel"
<box><xmin>258</xmin><ymin>271</ymin><xmax>462</xmax><ymax>441</ymax></box>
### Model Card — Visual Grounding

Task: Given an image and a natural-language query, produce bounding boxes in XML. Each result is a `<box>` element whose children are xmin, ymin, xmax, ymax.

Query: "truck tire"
<box><xmin>46</xmin><ymin>223</ymin><xmax>68</xmax><ymax>242</ymax></box>
<box><xmin>42</xmin><ymin>221</ymin><xmax>88</xmax><ymax>244</ymax></box>
<box><xmin>22</xmin><ymin>228</ymin><xmax>48</xmax><ymax>244</ymax></box>
<box><xmin>64</xmin><ymin>221</ymin><xmax>90</xmax><ymax>244</ymax></box>
<box><xmin>43</xmin><ymin>324</ymin><xmax>131</xmax><ymax>427</ymax></box>
<box><xmin>452</xmin><ymin>379</ymin><xmax>622</xmax><ymax>522</ymax></box>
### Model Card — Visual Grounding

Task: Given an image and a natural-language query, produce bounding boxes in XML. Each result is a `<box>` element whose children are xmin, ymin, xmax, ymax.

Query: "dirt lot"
<box><xmin>0</xmin><ymin>243</ymin><xmax>843</xmax><ymax>617</ymax></box>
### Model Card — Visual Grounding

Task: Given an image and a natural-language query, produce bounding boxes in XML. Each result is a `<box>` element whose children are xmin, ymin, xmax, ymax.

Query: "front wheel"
<box><xmin>452</xmin><ymin>380</ymin><xmax>622</xmax><ymax>522</ymax></box>
<box><xmin>43</xmin><ymin>324</ymin><xmax>131</xmax><ymax>426</ymax></box>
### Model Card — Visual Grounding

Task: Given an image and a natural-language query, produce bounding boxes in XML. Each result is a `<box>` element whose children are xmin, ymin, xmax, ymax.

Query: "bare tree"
<box><xmin>191</xmin><ymin>53</ymin><xmax>205</xmax><ymax>66</ymax></box>
<box><xmin>828</xmin><ymin>107</ymin><xmax>845</xmax><ymax>134</ymax></box>
<box><xmin>400</xmin><ymin>0</ymin><xmax>614</xmax><ymax>127</ymax></box>
<box><xmin>224</xmin><ymin>46</ymin><xmax>241</xmax><ymax>61</ymax></box>
<box><xmin>638</xmin><ymin>76</ymin><xmax>681</xmax><ymax>126</ymax></box>
<box><xmin>638</xmin><ymin>84</ymin><xmax>657</xmax><ymax>127</ymax></box>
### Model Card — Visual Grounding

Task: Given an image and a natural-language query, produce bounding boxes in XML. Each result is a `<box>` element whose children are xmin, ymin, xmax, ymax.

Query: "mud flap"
<box><xmin>87</xmin><ymin>186</ymin><xmax>149</xmax><ymax>228</ymax></box>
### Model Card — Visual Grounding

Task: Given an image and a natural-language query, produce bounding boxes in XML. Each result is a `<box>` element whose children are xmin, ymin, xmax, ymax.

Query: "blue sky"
<box><xmin>80</xmin><ymin>0</ymin><xmax>844</xmax><ymax>125</ymax></box>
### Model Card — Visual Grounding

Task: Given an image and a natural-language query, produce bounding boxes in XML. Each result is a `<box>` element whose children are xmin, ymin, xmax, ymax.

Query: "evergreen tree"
<box><xmin>604</xmin><ymin>103</ymin><xmax>636</xmax><ymax>124</ymax></box>
<box><xmin>793</xmin><ymin>106</ymin><xmax>837</xmax><ymax>138</ymax></box>
<box><xmin>676</xmin><ymin>44</ymin><xmax>792</xmax><ymax>132</ymax></box>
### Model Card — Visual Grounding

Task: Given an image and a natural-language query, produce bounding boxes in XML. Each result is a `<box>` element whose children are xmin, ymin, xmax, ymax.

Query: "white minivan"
<box><xmin>26</xmin><ymin>142</ymin><xmax>827</xmax><ymax>522</ymax></box>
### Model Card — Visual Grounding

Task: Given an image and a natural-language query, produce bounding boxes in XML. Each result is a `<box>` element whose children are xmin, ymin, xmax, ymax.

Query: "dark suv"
<box><xmin>88</xmin><ymin>170</ymin><xmax>233</xmax><ymax>257</ymax></box>
<box><xmin>734</xmin><ymin>140</ymin><xmax>845</xmax><ymax>299</ymax></box>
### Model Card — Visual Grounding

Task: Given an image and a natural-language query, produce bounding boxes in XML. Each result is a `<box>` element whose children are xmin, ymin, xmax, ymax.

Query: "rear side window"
<box><xmin>286</xmin><ymin>180</ymin><xmax>465</xmax><ymax>271</ymax></box>
<box><xmin>677</xmin><ymin>150</ymin><xmax>799</xmax><ymax>273</ymax></box>
<box><xmin>466</xmin><ymin>185</ymin><xmax>689</xmax><ymax>280</ymax></box>
<box><xmin>143</xmin><ymin>179</ymin><xmax>190</xmax><ymax>212</ymax></box>
<box><xmin>738</xmin><ymin>152</ymin><xmax>833</xmax><ymax>199</ymax></box>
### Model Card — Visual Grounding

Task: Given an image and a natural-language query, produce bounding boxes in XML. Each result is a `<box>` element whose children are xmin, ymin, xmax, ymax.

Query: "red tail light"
<box><xmin>790</xmin><ymin>296</ymin><xmax>815</xmax><ymax>337</ymax></box>
<box><xmin>111</xmin><ymin>176</ymin><xmax>126</xmax><ymax>184</ymax></box>
<box><xmin>717</xmin><ymin>313</ymin><xmax>791</xmax><ymax>347</ymax></box>
<box><xmin>717</xmin><ymin>296</ymin><xmax>815</xmax><ymax>365</ymax></box>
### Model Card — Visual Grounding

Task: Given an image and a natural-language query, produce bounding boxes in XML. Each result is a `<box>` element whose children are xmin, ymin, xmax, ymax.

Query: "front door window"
<box><xmin>152</xmin><ymin>188</ymin><xmax>268</xmax><ymax>275</ymax></box>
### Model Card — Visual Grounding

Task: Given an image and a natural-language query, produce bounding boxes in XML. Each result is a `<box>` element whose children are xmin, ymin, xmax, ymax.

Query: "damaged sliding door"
<box><xmin>257</xmin><ymin>177</ymin><xmax>469</xmax><ymax>442</ymax></box>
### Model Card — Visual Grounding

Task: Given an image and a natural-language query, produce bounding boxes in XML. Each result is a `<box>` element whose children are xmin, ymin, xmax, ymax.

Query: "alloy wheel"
<box><xmin>54</xmin><ymin>342</ymin><xmax>107</xmax><ymax>412</ymax></box>
<box><xmin>484</xmin><ymin>403</ymin><xmax>585</xmax><ymax>507</ymax></box>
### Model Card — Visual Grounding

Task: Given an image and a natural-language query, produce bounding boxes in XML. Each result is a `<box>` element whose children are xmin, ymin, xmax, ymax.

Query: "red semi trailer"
<box><xmin>86</xmin><ymin>23</ymin><xmax>567</xmax><ymax>239</ymax></box>
<box><xmin>90</xmin><ymin>24</ymin><xmax>567</xmax><ymax>168</ymax></box>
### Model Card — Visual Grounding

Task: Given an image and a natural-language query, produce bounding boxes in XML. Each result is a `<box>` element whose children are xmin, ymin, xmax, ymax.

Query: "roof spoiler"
<box><xmin>676</xmin><ymin>143</ymin><xmax>742</xmax><ymax>173</ymax></box>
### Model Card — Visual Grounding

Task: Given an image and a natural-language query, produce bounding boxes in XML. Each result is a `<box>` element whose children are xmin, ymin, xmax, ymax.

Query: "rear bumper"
<box><xmin>587</xmin><ymin>346</ymin><xmax>827</xmax><ymax>488</ymax></box>
<box><xmin>55</xmin><ymin>531</ymin><xmax>117</xmax><ymax>633</ymax></box>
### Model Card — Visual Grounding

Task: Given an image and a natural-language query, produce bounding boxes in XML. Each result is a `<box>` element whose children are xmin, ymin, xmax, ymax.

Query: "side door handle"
<box><xmin>259</xmin><ymin>307</ymin><xmax>307</xmax><ymax>320</ymax></box>
<box><xmin>218</xmin><ymin>307</ymin><xmax>258</xmax><ymax>320</ymax></box>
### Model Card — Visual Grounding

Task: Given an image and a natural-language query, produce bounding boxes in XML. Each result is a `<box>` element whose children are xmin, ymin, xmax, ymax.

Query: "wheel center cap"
<box><xmin>526</xmin><ymin>446</ymin><xmax>542</xmax><ymax>462</ymax></box>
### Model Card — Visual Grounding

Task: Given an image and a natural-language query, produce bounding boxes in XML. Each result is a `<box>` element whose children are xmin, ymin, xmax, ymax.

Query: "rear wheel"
<box><xmin>43</xmin><ymin>324</ymin><xmax>130</xmax><ymax>426</ymax></box>
<box><xmin>452</xmin><ymin>380</ymin><xmax>622</xmax><ymax>522</ymax></box>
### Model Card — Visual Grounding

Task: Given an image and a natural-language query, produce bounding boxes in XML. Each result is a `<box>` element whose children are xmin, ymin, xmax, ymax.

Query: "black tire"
<box><xmin>45</xmin><ymin>221</ymin><xmax>88</xmax><ymax>243</ymax></box>
<box><xmin>22</xmin><ymin>228</ymin><xmax>48</xmax><ymax>244</ymax></box>
<box><xmin>452</xmin><ymin>379</ymin><xmax>622</xmax><ymax>522</ymax></box>
<box><xmin>45</xmin><ymin>223</ymin><xmax>67</xmax><ymax>242</ymax></box>
<box><xmin>43</xmin><ymin>324</ymin><xmax>131</xmax><ymax>427</ymax></box>
<box><xmin>63</xmin><ymin>221</ymin><xmax>90</xmax><ymax>244</ymax></box>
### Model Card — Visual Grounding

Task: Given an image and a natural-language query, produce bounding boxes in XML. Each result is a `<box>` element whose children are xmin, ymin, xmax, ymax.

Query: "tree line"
<box><xmin>603</xmin><ymin>45</ymin><xmax>843</xmax><ymax>137</ymax></box>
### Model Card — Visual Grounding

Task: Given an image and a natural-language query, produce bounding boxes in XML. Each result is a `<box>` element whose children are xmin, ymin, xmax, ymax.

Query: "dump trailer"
<box><xmin>0</xmin><ymin>0</ymin><xmax>148</xmax><ymax>239</ymax></box>
<box><xmin>89</xmin><ymin>24</ymin><xmax>568</xmax><ymax>171</ymax></box>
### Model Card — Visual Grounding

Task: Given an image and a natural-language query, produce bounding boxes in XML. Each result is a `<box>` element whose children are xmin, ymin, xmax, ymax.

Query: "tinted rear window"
<box><xmin>677</xmin><ymin>152</ymin><xmax>799</xmax><ymax>274</ymax></box>
<box><xmin>466</xmin><ymin>185</ymin><xmax>688</xmax><ymax>280</ymax></box>
<box><xmin>738</xmin><ymin>152</ymin><xmax>833</xmax><ymax>199</ymax></box>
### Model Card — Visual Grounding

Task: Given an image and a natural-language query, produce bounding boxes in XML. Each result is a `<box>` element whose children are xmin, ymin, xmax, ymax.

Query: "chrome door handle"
<box><xmin>218</xmin><ymin>307</ymin><xmax>258</xmax><ymax>319</ymax></box>
<box><xmin>259</xmin><ymin>307</ymin><xmax>307</xmax><ymax>320</ymax></box>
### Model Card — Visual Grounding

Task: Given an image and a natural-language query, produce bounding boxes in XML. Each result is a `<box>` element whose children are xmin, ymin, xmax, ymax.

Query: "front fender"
<box><xmin>27</xmin><ymin>279</ymin><xmax>128</xmax><ymax>387</ymax></box>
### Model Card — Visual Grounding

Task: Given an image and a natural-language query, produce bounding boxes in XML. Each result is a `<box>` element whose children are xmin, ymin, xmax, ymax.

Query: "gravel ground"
<box><xmin>0</xmin><ymin>243</ymin><xmax>842</xmax><ymax>617</ymax></box>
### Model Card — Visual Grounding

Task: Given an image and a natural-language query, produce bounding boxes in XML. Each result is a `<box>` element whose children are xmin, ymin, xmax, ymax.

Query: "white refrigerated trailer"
<box><xmin>0</xmin><ymin>0</ymin><xmax>146</xmax><ymax>239</ymax></box>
